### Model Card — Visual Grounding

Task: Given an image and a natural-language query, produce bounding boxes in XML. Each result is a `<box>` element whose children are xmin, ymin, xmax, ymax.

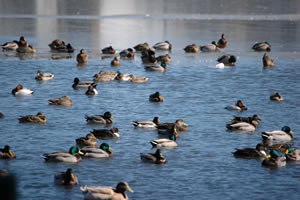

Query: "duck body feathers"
<box><xmin>90</xmin><ymin>128</ymin><xmax>120</xmax><ymax>139</ymax></box>
<box><xmin>48</xmin><ymin>96</ymin><xmax>73</xmax><ymax>106</ymax></box>
<box><xmin>1</xmin><ymin>40</ymin><xmax>19</xmax><ymax>50</ymax></box>
<box><xmin>18</xmin><ymin>112</ymin><xmax>47</xmax><ymax>123</ymax></box>
<box><xmin>252</xmin><ymin>42</ymin><xmax>271</xmax><ymax>51</ymax></box>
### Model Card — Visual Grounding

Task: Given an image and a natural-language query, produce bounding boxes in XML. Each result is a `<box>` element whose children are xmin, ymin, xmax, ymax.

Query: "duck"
<box><xmin>80</xmin><ymin>181</ymin><xmax>133</xmax><ymax>200</ymax></box>
<box><xmin>157</xmin><ymin>119</ymin><xmax>188</xmax><ymax>132</ymax></box>
<box><xmin>270</xmin><ymin>92</ymin><xmax>283</xmax><ymax>101</ymax></box>
<box><xmin>141</xmin><ymin>49</ymin><xmax>156</xmax><ymax>63</ymax></box>
<box><xmin>130</xmin><ymin>74</ymin><xmax>148</xmax><ymax>83</ymax></box>
<box><xmin>262</xmin><ymin>150</ymin><xmax>286</xmax><ymax>168</ymax></box>
<box><xmin>157</xmin><ymin>124</ymin><xmax>179</xmax><ymax>139</ymax></box>
<box><xmin>233</xmin><ymin>143</ymin><xmax>267</xmax><ymax>159</ymax></box>
<box><xmin>0</xmin><ymin>40</ymin><xmax>19</xmax><ymax>50</ymax></box>
<box><xmin>81</xmin><ymin>143</ymin><xmax>113</xmax><ymax>158</ymax></box>
<box><xmin>16</xmin><ymin>36</ymin><xmax>36</xmax><ymax>53</ymax></box>
<box><xmin>48</xmin><ymin>96</ymin><xmax>73</xmax><ymax>106</ymax></box>
<box><xmin>115</xmin><ymin>71</ymin><xmax>132</xmax><ymax>81</ymax></box>
<box><xmin>144</xmin><ymin>62</ymin><xmax>167</xmax><ymax>72</ymax></box>
<box><xmin>102</xmin><ymin>46</ymin><xmax>116</xmax><ymax>54</ymax></box>
<box><xmin>35</xmin><ymin>71</ymin><xmax>54</xmax><ymax>81</ymax></box>
<box><xmin>263</xmin><ymin>53</ymin><xmax>275</xmax><ymax>67</ymax></box>
<box><xmin>252</xmin><ymin>42</ymin><xmax>271</xmax><ymax>51</ymax></box>
<box><xmin>217</xmin><ymin>34</ymin><xmax>227</xmax><ymax>49</ymax></box>
<box><xmin>120</xmin><ymin>48</ymin><xmax>134</xmax><ymax>59</ymax></box>
<box><xmin>149</xmin><ymin>92</ymin><xmax>164</xmax><ymax>102</ymax></box>
<box><xmin>262</xmin><ymin>137</ymin><xmax>291</xmax><ymax>153</ymax></box>
<box><xmin>217</xmin><ymin>54</ymin><xmax>236</xmax><ymax>66</ymax></box>
<box><xmin>72</xmin><ymin>77</ymin><xmax>94</xmax><ymax>89</ymax></box>
<box><xmin>225</xmin><ymin>100</ymin><xmax>247</xmax><ymax>112</ymax></box>
<box><xmin>90</xmin><ymin>128</ymin><xmax>120</xmax><ymax>139</ymax></box>
<box><xmin>133</xmin><ymin>117</ymin><xmax>160</xmax><ymax>128</ymax></box>
<box><xmin>76</xmin><ymin>133</ymin><xmax>98</xmax><ymax>147</ymax></box>
<box><xmin>42</xmin><ymin>146</ymin><xmax>84</xmax><ymax>163</ymax></box>
<box><xmin>150</xmin><ymin>131</ymin><xmax>178</xmax><ymax>148</ymax></box>
<box><xmin>230</xmin><ymin>114</ymin><xmax>261</xmax><ymax>124</ymax></box>
<box><xmin>49</xmin><ymin>39</ymin><xmax>65</xmax><ymax>50</ymax></box>
<box><xmin>54</xmin><ymin>168</ymin><xmax>78</xmax><ymax>186</ymax></box>
<box><xmin>85</xmin><ymin>84</ymin><xmax>98</xmax><ymax>96</ymax></box>
<box><xmin>285</xmin><ymin>148</ymin><xmax>300</xmax><ymax>161</ymax></box>
<box><xmin>200</xmin><ymin>41</ymin><xmax>218</xmax><ymax>52</ymax></box>
<box><xmin>261</xmin><ymin>126</ymin><xmax>294</xmax><ymax>142</ymax></box>
<box><xmin>111</xmin><ymin>57</ymin><xmax>120</xmax><ymax>66</ymax></box>
<box><xmin>226</xmin><ymin>118</ymin><xmax>260</xmax><ymax>133</ymax></box>
<box><xmin>18</xmin><ymin>112</ymin><xmax>47</xmax><ymax>124</ymax></box>
<box><xmin>93</xmin><ymin>71</ymin><xmax>118</xmax><ymax>82</ymax></box>
<box><xmin>85</xmin><ymin>112</ymin><xmax>115</xmax><ymax>125</ymax></box>
<box><xmin>134</xmin><ymin>42</ymin><xmax>149</xmax><ymax>52</ymax></box>
<box><xmin>77</xmin><ymin>49</ymin><xmax>88</xmax><ymax>64</ymax></box>
<box><xmin>0</xmin><ymin>145</ymin><xmax>16</xmax><ymax>159</ymax></box>
<box><xmin>140</xmin><ymin>149</ymin><xmax>167</xmax><ymax>164</ymax></box>
<box><xmin>153</xmin><ymin>41</ymin><xmax>172</xmax><ymax>51</ymax></box>
<box><xmin>49</xmin><ymin>39</ymin><xmax>74</xmax><ymax>53</ymax></box>
<box><xmin>11</xmin><ymin>84</ymin><xmax>34</xmax><ymax>96</ymax></box>
<box><xmin>156</xmin><ymin>54</ymin><xmax>171</xmax><ymax>64</ymax></box>
<box><xmin>184</xmin><ymin>44</ymin><xmax>199</xmax><ymax>53</ymax></box>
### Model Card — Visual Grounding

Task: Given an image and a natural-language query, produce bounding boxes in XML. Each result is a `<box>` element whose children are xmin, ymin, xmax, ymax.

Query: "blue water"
<box><xmin>1</xmin><ymin>1</ymin><xmax>300</xmax><ymax>199</ymax></box>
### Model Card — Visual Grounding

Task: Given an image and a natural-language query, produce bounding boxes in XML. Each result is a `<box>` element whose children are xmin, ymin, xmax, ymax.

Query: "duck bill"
<box><xmin>78</xmin><ymin>150</ymin><xmax>85</xmax><ymax>156</ymax></box>
<box><xmin>109</xmin><ymin>147</ymin><xmax>114</xmax><ymax>151</ymax></box>
<box><xmin>126</xmin><ymin>185</ymin><xmax>134</xmax><ymax>193</ymax></box>
<box><xmin>9</xmin><ymin>150</ymin><xmax>14</xmax><ymax>156</ymax></box>
<box><xmin>111</xmin><ymin>116</ymin><xmax>115</xmax><ymax>120</ymax></box>
<box><xmin>290</xmin><ymin>130</ymin><xmax>294</xmax><ymax>134</ymax></box>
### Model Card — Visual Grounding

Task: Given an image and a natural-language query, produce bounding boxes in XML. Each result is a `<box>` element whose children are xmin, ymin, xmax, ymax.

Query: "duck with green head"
<box><xmin>262</xmin><ymin>126</ymin><xmax>294</xmax><ymax>142</ymax></box>
<box><xmin>81</xmin><ymin>143</ymin><xmax>113</xmax><ymax>158</ymax></box>
<box><xmin>85</xmin><ymin>112</ymin><xmax>115</xmax><ymax>125</ymax></box>
<box><xmin>35</xmin><ymin>71</ymin><xmax>54</xmax><ymax>81</ymax></box>
<box><xmin>150</xmin><ymin>126</ymin><xmax>178</xmax><ymax>148</ymax></box>
<box><xmin>262</xmin><ymin>150</ymin><xmax>286</xmax><ymax>168</ymax></box>
<box><xmin>133</xmin><ymin>117</ymin><xmax>160</xmax><ymax>128</ymax></box>
<box><xmin>42</xmin><ymin>146</ymin><xmax>84</xmax><ymax>163</ymax></box>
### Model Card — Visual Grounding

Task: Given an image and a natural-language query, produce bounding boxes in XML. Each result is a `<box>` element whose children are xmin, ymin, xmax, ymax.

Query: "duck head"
<box><xmin>116</xmin><ymin>182</ymin><xmax>134</xmax><ymax>194</ymax></box>
<box><xmin>153</xmin><ymin>117</ymin><xmax>160</xmax><ymax>124</ymax></box>
<box><xmin>80</xmin><ymin>49</ymin><xmax>85</xmax><ymax>54</ymax></box>
<box><xmin>99</xmin><ymin>143</ymin><xmax>114</xmax><ymax>153</ymax></box>
<box><xmin>282</xmin><ymin>126</ymin><xmax>293</xmax><ymax>134</ymax></box>
<box><xmin>69</xmin><ymin>146</ymin><xmax>84</xmax><ymax>156</ymax></box>
<box><xmin>4</xmin><ymin>145</ymin><xmax>14</xmax><ymax>156</ymax></box>
<box><xmin>236</xmin><ymin>100</ymin><xmax>247</xmax><ymax>110</ymax></box>
<box><xmin>104</xmin><ymin>112</ymin><xmax>114</xmax><ymax>120</ymax></box>
<box><xmin>154</xmin><ymin>149</ymin><xmax>165</xmax><ymax>159</ymax></box>
<box><xmin>36</xmin><ymin>112</ymin><xmax>47</xmax><ymax>120</ymax></box>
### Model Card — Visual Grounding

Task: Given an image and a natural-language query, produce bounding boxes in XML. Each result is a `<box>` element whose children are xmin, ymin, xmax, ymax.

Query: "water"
<box><xmin>1</xmin><ymin>0</ymin><xmax>300</xmax><ymax>199</ymax></box>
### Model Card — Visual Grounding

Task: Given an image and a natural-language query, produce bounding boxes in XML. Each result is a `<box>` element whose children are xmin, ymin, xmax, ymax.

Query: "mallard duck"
<box><xmin>157</xmin><ymin>124</ymin><xmax>180</xmax><ymax>139</ymax></box>
<box><xmin>49</xmin><ymin>39</ymin><xmax>65</xmax><ymax>50</ymax></box>
<box><xmin>76</xmin><ymin>133</ymin><xmax>98</xmax><ymax>147</ymax></box>
<box><xmin>217</xmin><ymin>54</ymin><xmax>236</xmax><ymax>66</ymax></box>
<box><xmin>157</xmin><ymin>119</ymin><xmax>188</xmax><ymax>132</ymax></box>
<box><xmin>285</xmin><ymin>148</ymin><xmax>300</xmax><ymax>161</ymax></box>
<box><xmin>144</xmin><ymin>62</ymin><xmax>167</xmax><ymax>72</ymax></box>
<box><xmin>93</xmin><ymin>71</ymin><xmax>118</xmax><ymax>82</ymax></box>
<box><xmin>262</xmin><ymin>138</ymin><xmax>290</xmax><ymax>153</ymax></box>
<box><xmin>156</xmin><ymin>54</ymin><xmax>171</xmax><ymax>64</ymax></box>
<box><xmin>35</xmin><ymin>71</ymin><xmax>54</xmax><ymax>81</ymax></box>
<box><xmin>0</xmin><ymin>145</ymin><xmax>16</xmax><ymax>159</ymax></box>
<box><xmin>134</xmin><ymin>42</ymin><xmax>149</xmax><ymax>52</ymax></box>
<box><xmin>270</xmin><ymin>92</ymin><xmax>283</xmax><ymax>101</ymax></box>
<box><xmin>0</xmin><ymin>40</ymin><xmax>19</xmax><ymax>50</ymax></box>
<box><xmin>149</xmin><ymin>92</ymin><xmax>164</xmax><ymax>102</ymax></box>
<box><xmin>262</xmin><ymin>150</ymin><xmax>286</xmax><ymax>168</ymax></box>
<box><xmin>11</xmin><ymin>84</ymin><xmax>34</xmax><ymax>96</ymax></box>
<box><xmin>130</xmin><ymin>74</ymin><xmax>148</xmax><ymax>83</ymax></box>
<box><xmin>200</xmin><ymin>41</ymin><xmax>218</xmax><ymax>52</ymax></box>
<box><xmin>81</xmin><ymin>143</ymin><xmax>113</xmax><ymax>158</ymax></box>
<box><xmin>226</xmin><ymin>119</ymin><xmax>259</xmax><ymax>133</ymax></box>
<box><xmin>261</xmin><ymin>126</ymin><xmax>294</xmax><ymax>142</ymax></box>
<box><xmin>18</xmin><ymin>112</ymin><xmax>47</xmax><ymax>124</ymax></box>
<box><xmin>0</xmin><ymin>112</ymin><xmax>3</xmax><ymax>118</ymax></box>
<box><xmin>141</xmin><ymin>149</ymin><xmax>167</xmax><ymax>164</ymax></box>
<box><xmin>252</xmin><ymin>42</ymin><xmax>271</xmax><ymax>51</ymax></box>
<box><xmin>233</xmin><ymin>143</ymin><xmax>267</xmax><ymax>159</ymax></box>
<box><xmin>16</xmin><ymin>45</ymin><xmax>36</xmax><ymax>53</ymax></box>
<box><xmin>72</xmin><ymin>77</ymin><xmax>94</xmax><ymax>89</ymax></box>
<box><xmin>42</xmin><ymin>146</ymin><xmax>83</xmax><ymax>163</ymax></box>
<box><xmin>85</xmin><ymin>112</ymin><xmax>115</xmax><ymax>125</ymax></box>
<box><xmin>85</xmin><ymin>84</ymin><xmax>98</xmax><ymax>96</ymax></box>
<box><xmin>150</xmin><ymin>131</ymin><xmax>178</xmax><ymax>148</ymax></box>
<box><xmin>153</xmin><ymin>41</ymin><xmax>172</xmax><ymax>51</ymax></box>
<box><xmin>230</xmin><ymin>114</ymin><xmax>261</xmax><ymax>124</ymax></box>
<box><xmin>80</xmin><ymin>181</ymin><xmax>133</xmax><ymax>200</ymax></box>
<box><xmin>48</xmin><ymin>96</ymin><xmax>73</xmax><ymax>106</ymax></box>
<box><xmin>102</xmin><ymin>46</ymin><xmax>116</xmax><ymax>54</ymax></box>
<box><xmin>77</xmin><ymin>49</ymin><xmax>88</xmax><ymax>64</ymax></box>
<box><xmin>141</xmin><ymin>49</ymin><xmax>156</xmax><ymax>63</ymax></box>
<box><xmin>115</xmin><ymin>72</ymin><xmax>132</xmax><ymax>81</ymax></box>
<box><xmin>120</xmin><ymin>48</ymin><xmax>134</xmax><ymax>59</ymax></box>
<box><xmin>54</xmin><ymin>168</ymin><xmax>78</xmax><ymax>186</ymax></box>
<box><xmin>49</xmin><ymin>39</ymin><xmax>74</xmax><ymax>53</ymax></box>
<box><xmin>90</xmin><ymin>128</ymin><xmax>120</xmax><ymax>139</ymax></box>
<box><xmin>111</xmin><ymin>57</ymin><xmax>120</xmax><ymax>66</ymax></box>
<box><xmin>263</xmin><ymin>53</ymin><xmax>275</xmax><ymax>67</ymax></box>
<box><xmin>133</xmin><ymin>117</ymin><xmax>160</xmax><ymax>128</ymax></box>
<box><xmin>225</xmin><ymin>100</ymin><xmax>247</xmax><ymax>112</ymax></box>
<box><xmin>217</xmin><ymin>34</ymin><xmax>227</xmax><ymax>49</ymax></box>
<box><xmin>184</xmin><ymin>44</ymin><xmax>199</xmax><ymax>53</ymax></box>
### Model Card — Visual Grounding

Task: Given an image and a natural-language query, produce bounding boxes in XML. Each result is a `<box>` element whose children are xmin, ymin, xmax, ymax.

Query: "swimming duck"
<box><xmin>102</xmin><ymin>46</ymin><xmax>116</xmax><ymax>54</ymax></box>
<box><xmin>157</xmin><ymin>119</ymin><xmax>188</xmax><ymax>132</ymax></box>
<box><xmin>270</xmin><ymin>92</ymin><xmax>283</xmax><ymax>101</ymax></box>
<box><xmin>77</xmin><ymin>49</ymin><xmax>88</xmax><ymax>64</ymax></box>
<box><xmin>93</xmin><ymin>71</ymin><xmax>118</xmax><ymax>82</ymax></box>
<box><xmin>85</xmin><ymin>112</ymin><xmax>115</xmax><ymax>125</ymax></box>
<box><xmin>90</xmin><ymin>128</ymin><xmax>120</xmax><ymax>139</ymax></box>
<box><xmin>261</xmin><ymin>126</ymin><xmax>294</xmax><ymax>142</ymax></box>
<box><xmin>141</xmin><ymin>49</ymin><xmax>156</xmax><ymax>64</ymax></box>
<box><xmin>140</xmin><ymin>149</ymin><xmax>167</xmax><ymax>164</ymax></box>
<box><xmin>233</xmin><ymin>143</ymin><xmax>267</xmax><ymax>159</ymax></box>
<box><xmin>18</xmin><ymin>112</ymin><xmax>47</xmax><ymax>124</ymax></box>
<box><xmin>0</xmin><ymin>145</ymin><xmax>16</xmax><ymax>159</ymax></box>
<box><xmin>16</xmin><ymin>36</ymin><xmax>36</xmax><ymax>53</ymax></box>
<box><xmin>49</xmin><ymin>39</ymin><xmax>74</xmax><ymax>53</ymax></box>
<box><xmin>120</xmin><ymin>48</ymin><xmax>134</xmax><ymax>59</ymax></box>
<box><xmin>225</xmin><ymin>100</ymin><xmax>247</xmax><ymax>112</ymax></box>
<box><xmin>42</xmin><ymin>146</ymin><xmax>84</xmax><ymax>163</ymax></box>
<box><xmin>157</xmin><ymin>124</ymin><xmax>179</xmax><ymax>139</ymax></box>
<box><xmin>49</xmin><ymin>39</ymin><xmax>65</xmax><ymax>50</ymax></box>
<box><xmin>80</xmin><ymin>181</ymin><xmax>133</xmax><ymax>200</ymax></box>
<box><xmin>111</xmin><ymin>57</ymin><xmax>120</xmax><ymax>67</ymax></box>
<box><xmin>230</xmin><ymin>115</ymin><xmax>261</xmax><ymax>124</ymax></box>
<box><xmin>133</xmin><ymin>117</ymin><xmax>160</xmax><ymax>128</ymax></box>
<box><xmin>54</xmin><ymin>168</ymin><xmax>78</xmax><ymax>186</ymax></box>
<box><xmin>130</xmin><ymin>74</ymin><xmax>148</xmax><ymax>83</ymax></box>
<box><xmin>76</xmin><ymin>133</ymin><xmax>98</xmax><ymax>147</ymax></box>
<box><xmin>11</xmin><ymin>84</ymin><xmax>34</xmax><ymax>96</ymax></box>
<box><xmin>144</xmin><ymin>62</ymin><xmax>167</xmax><ymax>72</ymax></box>
<box><xmin>217</xmin><ymin>54</ymin><xmax>236</xmax><ymax>66</ymax></box>
<box><xmin>115</xmin><ymin>72</ymin><xmax>132</xmax><ymax>81</ymax></box>
<box><xmin>217</xmin><ymin>34</ymin><xmax>227</xmax><ymax>49</ymax></box>
<box><xmin>184</xmin><ymin>44</ymin><xmax>199</xmax><ymax>53</ymax></box>
<box><xmin>153</xmin><ymin>41</ymin><xmax>172</xmax><ymax>51</ymax></box>
<box><xmin>262</xmin><ymin>138</ymin><xmax>291</xmax><ymax>153</ymax></box>
<box><xmin>81</xmin><ymin>143</ymin><xmax>113</xmax><ymax>158</ymax></box>
<box><xmin>226</xmin><ymin>118</ymin><xmax>260</xmax><ymax>133</ymax></box>
<box><xmin>0</xmin><ymin>40</ymin><xmax>19</xmax><ymax>50</ymax></box>
<box><xmin>252</xmin><ymin>42</ymin><xmax>271</xmax><ymax>51</ymax></box>
<box><xmin>200</xmin><ymin>41</ymin><xmax>218</xmax><ymax>52</ymax></box>
<box><xmin>263</xmin><ymin>53</ymin><xmax>275</xmax><ymax>67</ymax></box>
<box><xmin>72</xmin><ymin>77</ymin><xmax>94</xmax><ymax>89</ymax></box>
<box><xmin>262</xmin><ymin>150</ymin><xmax>286</xmax><ymax>168</ymax></box>
<box><xmin>149</xmin><ymin>92</ymin><xmax>164</xmax><ymax>102</ymax></box>
<box><xmin>48</xmin><ymin>96</ymin><xmax>73</xmax><ymax>106</ymax></box>
<box><xmin>35</xmin><ymin>71</ymin><xmax>54</xmax><ymax>81</ymax></box>
<box><xmin>285</xmin><ymin>148</ymin><xmax>300</xmax><ymax>161</ymax></box>
<box><xmin>150</xmin><ymin>131</ymin><xmax>178</xmax><ymax>148</ymax></box>
<box><xmin>85</xmin><ymin>84</ymin><xmax>98</xmax><ymax>96</ymax></box>
<box><xmin>134</xmin><ymin>42</ymin><xmax>149</xmax><ymax>52</ymax></box>
<box><xmin>156</xmin><ymin>54</ymin><xmax>171</xmax><ymax>64</ymax></box>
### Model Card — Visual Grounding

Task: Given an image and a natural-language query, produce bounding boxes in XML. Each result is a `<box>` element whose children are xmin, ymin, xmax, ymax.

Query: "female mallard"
<box><xmin>140</xmin><ymin>149</ymin><xmax>167</xmax><ymax>164</ymax></box>
<box><xmin>150</xmin><ymin>131</ymin><xmax>178</xmax><ymax>148</ymax></box>
<box><xmin>48</xmin><ymin>96</ymin><xmax>73</xmax><ymax>106</ymax></box>
<box><xmin>81</xmin><ymin>143</ymin><xmax>113</xmax><ymax>158</ymax></box>
<box><xmin>217</xmin><ymin>34</ymin><xmax>227</xmax><ymax>49</ymax></box>
<box><xmin>233</xmin><ymin>143</ymin><xmax>267</xmax><ymax>159</ymax></box>
<box><xmin>85</xmin><ymin>112</ymin><xmax>115</xmax><ymax>125</ymax></box>
<box><xmin>261</xmin><ymin>126</ymin><xmax>294</xmax><ymax>142</ymax></box>
<box><xmin>157</xmin><ymin>119</ymin><xmax>188</xmax><ymax>132</ymax></box>
<box><xmin>77</xmin><ymin>49</ymin><xmax>88</xmax><ymax>64</ymax></box>
<box><xmin>133</xmin><ymin>117</ymin><xmax>160</xmax><ymax>128</ymax></box>
<box><xmin>270</xmin><ymin>92</ymin><xmax>283</xmax><ymax>101</ymax></box>
<box><xmin>252</xmin><ymin>42</ymin><xmax>271</xmax><ymax>51</ymax></box>
<box><xmin>115</xmin><ymin>72</ymin><xmax>132</xmax><ymax>81</ymax></box>
<box><xmin>85</xmin><ymin>84</ymin><xmax>98</xmax><ymax>96</ymax></box>
<box><xmin>217</xmin><ymin>54</ymin><xmax>236</xmax><ymax>66</ymax></box>
<box><xmin>49</xmin><ymin>39</ymin><xmax>65</xmax><ymax>50</ymax></box>
<box><xmin>76</xmin><ymin>133</ymin><xmax>98</xmax><ymax>147</ymax></box>
<box><xmin>1</xmin><ymin>40</ymin><xmax>19</xmax><ymax>50</ymax></box>
<box><xmin>226</xmin><ymin>118</ymin><xmax>260</xmax><ymax>133</ymax></box>
<box><xmin>200</xmin><ymin>41</ymin><xmax>218</xmax><ymax>52</ymax></box>
<box><xmin>111</xmin><ymin>57</ymin><xmax>120</xmax><ymax>66</ymax></box>
<box><xmin>153</xmin><ymin>41</ymin><xmax>172</xmax><ymax>51</ymax></box>
<box><xmin>90</xmin><ymin>128</ymin><xmax>120</xmax><ymax>139</ymax></box>
<box><xmin>263</xmin><ymin>53</ymin><xmax>275</xmax><ymax>67</ymax></box>
<box><xmin>134</xmin><ymin>42</ymin><xmax>149</xmax><ymax>52</ymax></box>
<box><xmin>54</xmin><ymin>168</ymin><xmax>78</xmax><ymax>186</ymax></box>
<box><xmin>80</xmin><ymin>181</ymin><xmax>133</xmax><ymax>200</ymax></box>
<box><xmin>120</xmin><ymin>48</ymin><xmax>134</xmax><ymax>59</ymax></box>
<box><xmin>72</xmin><ymin>77</ymin><xmax>94</xmax><ymax>89</ymax></box>
<box><xmin>11</xmin><ymin>84</ymin><xmax>34</xmax><ymax>96</ymax></box>
<box><xmin>149</xmin><ymin>92</ymin><xmax>164</xmax><ymax>102</ymax></box>
<box><xmin>230</xmin><ymin>114</ymin><xmax>261</xmax><ymax>124</ymax></box>
<box><xmin>156</xmin><ymin>54</ymin><xmax>171</xmax><ymax>64</ymax></box>
<box><xmin>0</xmin><ymin>145</ymin><xmax>16</xmax><ymax>159</ymax></box>
<box><xmin>225</xmin><ymin>100</ymin><xmax>247</xmax><ymax>112</ymax></box>
<box><xmin>262</xmin><ymin>150</ymin><xmax>286</xmax><ymax>168</ymax></box>
<box><xmin>144</xmin><ymin>62</ymin><xmax>167</xmax><ymax>72</ymax></box>
<box><xmin>93</xmin><ymin>71</ymin><xmax>118</xmax><ymax>82</ymax></box>
<box><xmin>35</xmin><ymin>71</ymin><xmax>54</xmax><ymax>81</ymax></box>
<box><xmin>285</xmin><ymin>148</ymin><xmax>300</xmax><ymax>161</ymax></box>
<box><xmin>262</xmin><ymin>137</ymin><xmax>291</xmax><ymax>153</ymax></box>
<box><xmin>102</xmin><ymin>46</ymin><xmax>116</xmax><ymax>54</ymax></box>
<box><xmin>18</xmin><ymin>112</ymin><xmax>47</xmax><ymax>124</ymax></box>
<box><xmin>42</xmin><ymin>146</ymin><xmax>84</xmax><ymax>163</ymax></box>
<box><xmin>49</xmin><ymin>39</ymin><xmax>74</xmax><ymax>53</ymax></box>
<box><xmin>184</xmin><ymin>44</ymin><xmax>199</xmax><ymax>53</ymax></box>
<box><xmin>141</xmin><ymin>49</ymin><xmax>156</xmax><ymax>64</ymax></box>
<box><xmin>130</xmin><ymin>74</ymin><xmax>148</xmax><ymax>83</ymax></box>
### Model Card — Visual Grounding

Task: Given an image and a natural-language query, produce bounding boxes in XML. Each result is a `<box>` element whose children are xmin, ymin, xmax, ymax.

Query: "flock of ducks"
<box><xmin>0</xmin><ymin>33</ymin><xmax>294</xmax><ymax>199</ymax></box>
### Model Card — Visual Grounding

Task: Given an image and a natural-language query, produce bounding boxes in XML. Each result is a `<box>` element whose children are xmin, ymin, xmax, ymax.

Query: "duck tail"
<box><xmin>80</xmin><ymin>185</ymin><xmax>88</xmax><ymax>193</ymax></box>
<box><xmin>40</xmin><ymin>154</ymin><xmax>48</xmax><ymax>161</ymax></box>
<box><xmin>226</xmin><ymin>124</ymin><xmax>233</xmax><ymax>130</ymax></box>
<box><xmin>261</xmin><ymin>132</ymin><xmax>270</xmax><ymax>140</ymax></box>
<box><xmin>150</xmin><ymin>140</ymin><xmax>158</xmax><ymax>147</ymax></box>
<box><xmin>84</xmin><ymin>115</ymin><xmax>90</xmax><ymax>121</ymax></box>
<box><xmin>132</xmin><ymin>121</ymin><xmax>138</xmax><ymax>127</ymax></box>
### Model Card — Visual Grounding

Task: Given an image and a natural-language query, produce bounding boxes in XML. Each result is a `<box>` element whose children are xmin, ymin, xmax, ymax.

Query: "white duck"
<box><xmin>11</xmin><ymin>84</ymin><xmax>34</xmax><ymax>96</ymax></box>
<box><xmin>261</xmin><ymin>126</ymin><xmax>294</xmax><ymax>142</ymax></box>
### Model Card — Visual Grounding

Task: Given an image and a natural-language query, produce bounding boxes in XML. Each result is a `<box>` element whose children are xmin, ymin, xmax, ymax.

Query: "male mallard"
<box><xmin>200</xmin><ymin>41</ymin><xmax>218</xmax><ymax>52</ymax></box>
<box><xmin>35</xmin><ymin>71</ymin><xmax>54</xmax><ymax>81</ymax></box>
<box><xmin>81</xmin><ymin>143</ymin><xmax>113</xmax><ymax>158</ymax></box>
<box><xmin>270</xmin><ymin>92</ymin><xmax>283</xmax><ymax>101</ymax></box>
<box><xmin>54</xmin><ymin>168</ymin><xmax>78</xmax><ymax>186</ymax></box>
<box><xmin>134</xmin><ymin>42</ymin><xmax>149</xmax><ymax>52</ymax></box>
<box><xmin>225</xmin><ymin>100</ymin><xmax>247</xmax><ymax>112</ymax></box>
<box><xmin>76</xmin><ymin>133</ymin><xmax>98</xmax><ymax>147</ymax></box>
<box><xmin>217</xmin><ymin>54</ymin><xmax>236</xmax><ymax>66</ymax></box>
<box><xmin>130</xmin><ymin>74</ymin><xmax>148</xmax><ymax>83</ymax></box>
<box><xmin>233</xmin><ymin>143</ymin><xmax>267</xmax><ymax>159</ymax></box>
<box><xmin>102</xmin><ymin>46</ymin><xmax>116</xmax><ymax>54</ymax></box>
<box><xmin>115</xmin><ymin>72</ymin><xmax>132</xmax><ymax>81</ymax></box>
<box><xmin>230</xmin><ymin>115</ymin><xmax>261</xmax><ymax>124</ymax></box>
<box><xmin>153</xmin><ymin>41</ymin><xmax>172</xmax><ymax>51</ymax></box>
<box><xmin>80</xmin><ymin>181</ymin><xmax>133</xmax><ymax>200</ymax></box>
<box><xmin>72</xmin><ymin>77</ymin><xmax>94</xmax><ymax>89</ymax></box>
<box><xmin>16</xmin><ymin>36</ymin><xmax>36</xmax><ymax>53</ymax></box>
<box><xmin>90</xmin><ymin>128</ymin><xmax>120</xmax><ymax>139</ymax></box>
<box><xmin>217</xmin><ymin>34</ymin><xmax>227</xmax><ymax>49</ymax></box>
<box><xmin>0</xmin><ymin>40</ymin><xmax>19</xmax><ymax>50</ymax></box>
<box><xmin>133</xmin><ymin>117</ymin><xmax>160</xmax><ymax>128</ymax></box>
<box><xmin>150</xmin><ymin>129</ymin><xmax>178</xmax><ymax>148</ymax></box>
<box><xmin>77</xmin><ymin>49</ymin><xmax>88</xmax><ymax>64</ymax></box>
<box><xmin>226</xmin><ymin>118</ymin><xmax>260</xmax><ymax>133</ymax></box>
<box><xmin>0</xmin><ymin>145</ymin><xmax>16</xmax><ymax>159</ymax></box>
<box><xmin>149</xmin><ymin>92</ymin><xmax>164</xmax><ymax>102</ymax></box>
<box><xmin>144</xmin><ymin>62</ymin><xmax>167</xmax><ymax>72</ymax></box>
<box><xmin>85</xmin><ymin>84</ymin><xmax>98</xmax><ymax>96</ymax></box>
<box><xmin>157</xmin><ymin>119</ymin><xmax>188</xmax><ymax>132</ymax></box>
<box><xmin>42</xmin><ymin>146</ymin><xmax>84</xmax><ymax>163</ymax></box>
<box><xmin>263</xmin><ymin>53</ymin><xmax>275</xmax><ymax>67</ymax></box>
<box><xmin>252</xmin><ymin>42</ymin><xmax>271</xmax><ymax>51</ymax></box>
<box><xmin>111</xmin><ymin>57</ymin><xmax>120</xmax><ymax>67</ymax></box>
<box><xmin>93</xmin><ymin>71</ymin><xmax>118</xmax><ymax>82</ymax></box>
<box><xmin>120</xmin><ymin>48</ymin><xmax>134</xmax><ymax>59</ymax></box>
<box><xmin>48</xmin><ymin>96</ymin><xmax>73</xmax><ymax>107</ymax></box>
<box><xmin>140</xmin><ymin>149</ymin><xmax>167</xmax><ymax>164</ymax></box>
<box><xmin>18</xmin><ymin>112</ymin><xmax>47</xmax><ymax>124</ymax></box>
<box><xmin>156</xmin><ymin>54</ymin><xmax>171</xmax><ymax>64</ymax></box>
<box><xmin>11</xmin><ymin>84</ymin><xmax>34</xmax><ymax>96</ymax></box>
<box><xmin>85</xmin><ymin>112</ymin><xmax>115</xmax><ymax>125</ymax></box>
<box><xmin>262</xmin><ymin>150</ymin><xmax>286</xmax><ymax>168</ymax></box>
<box><xmin>184</xmin><ymin>44</ymin><xmax>199</xmax><ymax>53</ymax></box>
<box><xmin>261</xmin><ymin>126</ymin><xmax>294</xmax><ymax>142</ymax></box>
